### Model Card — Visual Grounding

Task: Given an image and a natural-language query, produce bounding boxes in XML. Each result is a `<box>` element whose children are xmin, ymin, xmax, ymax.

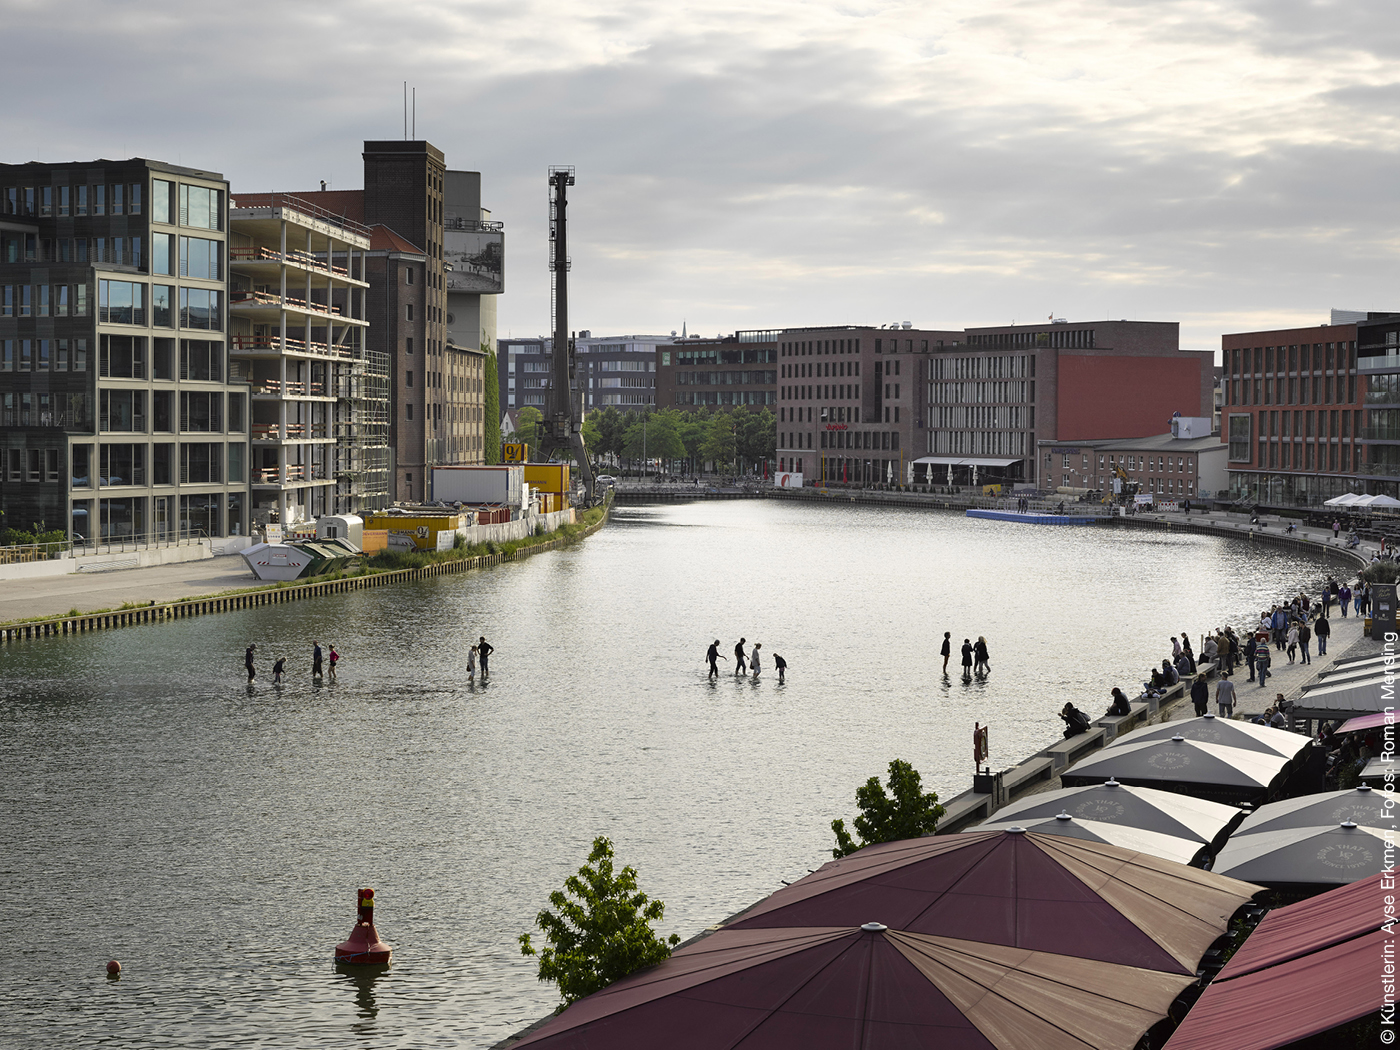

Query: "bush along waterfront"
<box><xmin>520</xmin><ymin>837</ymin><xmax>680</xmax><ymax>1010</ymax></box>
<box><xmin>831</xmin><ymin>758</ymin><xmax>946</xmax><ymax>858</ymax></box>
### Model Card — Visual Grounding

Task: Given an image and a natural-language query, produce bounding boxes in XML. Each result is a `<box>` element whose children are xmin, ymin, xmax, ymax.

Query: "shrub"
<box><xmin>831</xmin><ymin>759</ymin><xmax>946</xmax><ymax>858</ymax></box>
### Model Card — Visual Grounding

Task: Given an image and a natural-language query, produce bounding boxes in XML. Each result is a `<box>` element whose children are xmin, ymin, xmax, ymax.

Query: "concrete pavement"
<box><xmin>0</xmin><ymin>555</ymin><xmax>263</xmax><ymax>624</ymax></box>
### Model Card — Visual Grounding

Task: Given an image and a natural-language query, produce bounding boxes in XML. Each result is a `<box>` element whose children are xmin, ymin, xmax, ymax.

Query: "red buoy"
<box><xmin>334</xmin><ymin>887</ymin><xmax>392</xmax><ymax>965</ymax></box>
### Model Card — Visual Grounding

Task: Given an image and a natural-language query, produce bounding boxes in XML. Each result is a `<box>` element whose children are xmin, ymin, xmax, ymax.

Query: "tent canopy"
<box><xmin>1231</xmin><ymin>787</ymin><xmax>1390</xmax><ymax>839</ymax></box>
<box><xmin>911</xmin><ymin>456</ymin><xmax>1021</xmax><ymax>468</ymax></box>
<box><xmin>1322</xmin><ymin>493</ymin><xmax>1365</xmax><ymax>506</ymax></box>
<box><xmin>1060</xmin><ymin>738</ymin><xmax>1291</xmax><ymax>804</ymax></box>
<box><xmin>967</xmin><ymin>814</ymin><xmax>1213</xmax><ymax>866</ymax></box>
<box><xmin>1212</xmin><ymin>822</ymin><xmax>1390</xmax><ymax>888</ymax></box>
<box><xmin>1117</xmin><ymin>715</ymin><xmax>1310</xmax><ymax>761</ymax></box>
<box><xmin>1337</xmin><ymin>712</ymin><xmax>1392</xmax><ymax>734</ymax></box>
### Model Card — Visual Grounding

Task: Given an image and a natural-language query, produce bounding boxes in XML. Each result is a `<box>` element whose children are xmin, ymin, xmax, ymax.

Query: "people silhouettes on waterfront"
<box><xmin>1315</xmin><ymin>610</ymin><xmax>1330</xmax><ymax>655</ymax></box>
<box><xmin>941</xmin><ymin>631</ymin><xmax>951</xmax><ymax>674</ymax></box>
<box><xmin>1190</xmin><ymin>674</ymin><xmax>1209</xmax><ymax>716</ymax></box>
<box><xmin>1059</xmin><ymin>702</ymin><xmax>1090</xmax><ymax>737</ymax></box>
<box><xmin>734</xmin><ymin>638</ymin><xmax>747</xmax><ymax>676</ymax></box>
<box><xmin>706</xmin><ymin>639</ymin><xmax>724</xmax><ymax>679</ymax></box>
<box><xmin>467</xmin><ymin>643</ymin><xmax>478</xmax><ymax>678</ymax></box>
<box><xmin>312</xmin><ymin>640</ymin><xmax>324</xmax><ymax>678</ymax></box>
<box><xmin>329</xmin><ymin>645</ymin><xmax>339</xmax><ymax>683</ymax></box>
<box><xmin>750</xmin><ymin>642</ymin><xmax>762</xmax><ymax>679</ymax></box>
<box><xmin>272</xmin><ymin>656</ymin><xmax>285</xmax><ymax>686</ymax></box>
<box><xmin>960</xmin><ymin>638</ymin><xmax>973</xmax><ymax>679</ymax></box>
<box><xmin>245</xmin><ymin>644</ymin><xmax>256</xmax><ymax>682</ymax></box>
<box><xmin>973</xmin><ymin>636</ymin><xmax>990</xmax><ymax>675</ymax></box>
<box><xmin>478</xmin><ymin>636</ymin><xmax>494</xmax><ymax>677</ymax></box>
<box><xmin>773</xmin><ymin>653</ymin><xmax>787</xmax><ymax>682</ymax></box>
<box><xmin>1107</xmin><ymin>687</ymin><xmax>1132</xmax><ymax>717</ymax></box>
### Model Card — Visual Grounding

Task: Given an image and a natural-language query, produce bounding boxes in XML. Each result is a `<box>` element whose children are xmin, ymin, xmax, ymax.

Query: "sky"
<box><xmin>3</xmin><ymin>0</ymin><xmax>1398</xmax><ymax>350</ymax></box>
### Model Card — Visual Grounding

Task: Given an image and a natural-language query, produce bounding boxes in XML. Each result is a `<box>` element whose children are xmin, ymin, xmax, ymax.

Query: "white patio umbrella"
<box><xmin>1364</xmin><ymin>494</ymin><xmax>1400</xmax><ymax>508</ymax></box>
<box><xmin>1322</xmin><ymin>493</ymin><xmax>1363</xmax><ymax>506</ymax></box>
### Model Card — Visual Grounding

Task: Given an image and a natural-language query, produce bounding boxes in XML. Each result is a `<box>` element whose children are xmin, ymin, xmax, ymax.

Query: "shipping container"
<box><xmin>432</xmin><ymin>465</ymin><xmax>524</xmax><ymax>506</ymax></box>
<box><xmin>523</xmin><ymin>463</ymin><xmax>570</xmax><ymax>494</ymax></box>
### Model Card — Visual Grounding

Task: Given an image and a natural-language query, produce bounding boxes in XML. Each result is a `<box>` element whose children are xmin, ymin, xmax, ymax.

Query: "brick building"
<box><xmin>1221</xmin><ymin>322</ymin><xmax>1363</xmax><ymax>504</ymax></box>
<box><xmin>655</xmin><ymin>331</ymin><xmax>778</xmax><ymax>411</ymax></box>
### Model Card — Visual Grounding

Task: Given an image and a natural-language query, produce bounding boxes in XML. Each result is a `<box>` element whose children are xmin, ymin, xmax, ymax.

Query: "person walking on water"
<box><xmin>773</xmin><ymin>653</ymin><xmax>787</xmax><ymax>682</ymax></box>
<box><xmin>706</xmin><ymin>640</ymin><xmax>725</xmax><ymax>679</ymax></box>
<box><xmin>750</xmin><ymin>642</ymin><xmax>762</xmax><ymax>679</ymax></box>
<box><xmin>960</xmin><ymin>638</ymin><xmax>974</xmax><ymax>678</ymax></box>
<box><xmin>328</xmin><ymin>645</ymin><xmax>339</xmax><ymax>683</ymax></box>
<box><xmin>478</xmin><ymin>636</ymin><xmax>494</xmax><ymax>677</ymax></box>
<box><xmin>272</xmin><ymin>656</ymin><xmax>285</xmax><ymax>685</ymax></box>
<box><xmin>941</xmin><ymin>632</ymin><xmax>952</xmax><ymax>673</ymax></box>
<box><xmin>734</xmin><ymin>638</ymin><xmax>748</xmax><ymax>676</ymax></box>
<box><xmin>467</xmin><ymin>644</ymin><xmax>478</xmax><ymax>678</ymax></box>
<box><xmin>312</xmin><ymin>641</ymin><xmax>324</xmax><ymax>678</ymax></box>
<box><xmin>245</xmin><ymin>644</ymin><xmax>256</xmax><ymax>682</ymax></box>
<box><xmin>973</xmin><ymin>636</ymin><xmax>990</xmax><ymax>674</ymax></box>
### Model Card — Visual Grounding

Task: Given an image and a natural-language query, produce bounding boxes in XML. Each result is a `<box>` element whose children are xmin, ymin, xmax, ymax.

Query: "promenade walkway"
<box><xmin>0</xmin><ymin>556</ymin><xmax>260</xmax><ymax>625</ymax></box>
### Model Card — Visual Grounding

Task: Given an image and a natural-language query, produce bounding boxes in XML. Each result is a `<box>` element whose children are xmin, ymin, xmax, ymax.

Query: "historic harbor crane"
<box><xmin>538</xmin><ymin>166</ymin><xmax>597</xmax><ymax>501</ymax></box>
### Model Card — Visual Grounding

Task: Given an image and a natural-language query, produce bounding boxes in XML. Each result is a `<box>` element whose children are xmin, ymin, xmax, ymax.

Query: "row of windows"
<box><xmin>665</xmin><ymin>348</ymin><xmax>776</xmax><ymax>365</ymax></box>
<box><xmin>967</xmin><ymin>329</ymin><xmax>1091</xmax><ymax>349</ymax></box>
<box><xmin>1248</xmin><ymin>439</ymin><xmax>1358</xmax><ymax>473</ymax></box>
<box><xmin>934</xmin><ymin>405</ymin><xmax>1032</xmax><ymax>430</ymax></box>
<box><xmin>671</xmin><ymin>390</ymin><xmax>775</xmax><ymax>406</ymax></box>
<box><xmin>787</xmin><ymin>359</ymin><xmax>863</xmax><ymax>379</ymax></box>
<box><xmin>1227</xmin><ymin>411</ymin><xmax>1364</xmax><ymax>462</ymax></box>
<box><xmin>931</xmin><ymin>355</ymin><xmax>1033</xmax><ymax>381</ymax></box>
<box><xmin>675</xmin><ymin>370</ymin><xmax>776</xmax><ymax>385</ymax></box>
<box><xmin>1227</xmin><ymin>375</ymin><xmax>1355</xmax><ymax>407</ymax></box>
<box><xmin>2</xmin><ymin>182</ymin><xmax>143</xmax><ymax>218</ymax></box>
<box><xmin>782</xmin><ymin>336</ymin><xmax>861</xmax><ymax>357</ymax></box>
<box><xmin>1226</xmin><ymin>343</ymin><xmax>1356</xmax><ymax>377</ymax></box>
<box><xmin>0</xmin><ymin>391</ymin><xmax>89</xmax><ymax>428</ymax></box>
<box><xmin>595</xmin><ymin>376</ymin><xmax>652</xmax><ymax>389</ymax></box>
<box><xmin>95</xmin><ymin>280</ymin><xmax>222</xmax><ymax>331</ymax></box>
<box><xmin>3</xmin><ymin>233</ymin><xmax>143</xmax><ymax>266</ymax></box>
<box><xmin>45</xmin><ymin>442</ymin><xmax>245</xmax><ymax>487</ymax></box>
<box><xmin>2</xmin><ymin>283</ymin><xmax>88</xmax><ymax>317</ymax></box>
<box><xmin>95</xmin><ymin>390</ymin><xmax>245</xmax><ymax>434</ymax></box>
<box><xmin>930</xmin><ymin>380</ymin><xmax>1035</xmax><ymax>405</ymax></box>
<box><xmin>930</xmin><ymin>430</ymin><xmax>1029</xmax><ymax>457</ymax></box>
<box><xmin>780</xmin><ymin>429</ymin><xmax>901</xmax><ymax>451</ymax></box>
<box><xmin>0</xmin><ymin>337</ymin><xmax>87</xmax><ymax>372</ymax></box>
<box><xmin>595</xmin><ymin>359</ymin><xmax>653</xmax><ymax>372</ymax></box>
<box><xmin>94</xmin><ymin>336</ymin><xmax>224</xmax><ymax>381</ymax></box>
<box><xmin>784</xmin><ymin>384</ymin><xmax>862</xmax><ymax>402</ymax></box>
<box><xmin>1049</xmin><ymin>451</ymin><xmax>1195</xmax><ymax>474</ymax></box>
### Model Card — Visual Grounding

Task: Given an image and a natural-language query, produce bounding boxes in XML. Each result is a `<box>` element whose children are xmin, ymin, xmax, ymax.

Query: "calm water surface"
<box><xmin>0</xmin><ymin>501</ymin><xmax>1338</xmax><ymax>1047</ymax></box>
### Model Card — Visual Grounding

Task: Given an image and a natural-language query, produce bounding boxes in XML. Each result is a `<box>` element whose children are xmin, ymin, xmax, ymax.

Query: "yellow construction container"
<box><xmin>524</xmin><ymin>463</ymin><xmax>570</xmax><ymax>494</ymax></box>
<box><xmin>362</xmin><ymin>511</ymin><xmax>470</xmax><ymax>551</ymax></box>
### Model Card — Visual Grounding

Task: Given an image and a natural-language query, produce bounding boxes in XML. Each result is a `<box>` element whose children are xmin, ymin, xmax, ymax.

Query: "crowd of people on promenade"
<box><xmin>1055</xmin><ymin>571</ymin><xmax>1376</xmax><ymax>738</ymax></box>
<box><xmin>707</xmin><ymin>639</ymin><xmax>787</xmax><ymax>682</ymax></box>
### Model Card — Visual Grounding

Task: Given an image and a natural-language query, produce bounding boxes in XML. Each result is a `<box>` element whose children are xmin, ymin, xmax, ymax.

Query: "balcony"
<box><xmin>229</xmin><ymin>335</ymin><xmax>359</xmax><ymax>360</ymax></box>
<box><xmin>1358</xmin><ymin>353</ymin><xmax>1400</xmax><ymax>375</ymax></box>
<box><xmin>1362</xmin><ymin>427</ymin><xmax>1400</xmax><ymax>443</ymax></box>
<box><xmin>249</xmin><ymin>380</ymin><xmax>330</xmax><ymax>399</ymax></box>
<box><xmin>230</xmin><ymin>289</ymin><xmax>361</xmax><ymax>323</ymax></box>
<box><xmin>229</xmin><ymin>244</ymin><xmax>361</xmax><ymax>282</ymax></box>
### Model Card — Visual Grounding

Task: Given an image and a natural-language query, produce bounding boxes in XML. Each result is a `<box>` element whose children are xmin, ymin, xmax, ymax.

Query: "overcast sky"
<box><xmin>4</xmin><ymin>0</ymin><xmax>1397</xmax><ymax>349</ymax></box>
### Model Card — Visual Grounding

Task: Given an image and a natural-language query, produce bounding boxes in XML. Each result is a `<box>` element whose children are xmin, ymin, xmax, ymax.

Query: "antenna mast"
<box><xmin>541</xmin><ymin>166</ymin><xmax>595</xmax><ymax>500</ymax></box>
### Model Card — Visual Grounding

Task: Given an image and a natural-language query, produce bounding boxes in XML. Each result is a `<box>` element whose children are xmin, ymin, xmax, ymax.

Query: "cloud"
<box><xmin>2</xmin><ymin>0</ymin><xmax>1398</xmax><ymax>347</ymax></box>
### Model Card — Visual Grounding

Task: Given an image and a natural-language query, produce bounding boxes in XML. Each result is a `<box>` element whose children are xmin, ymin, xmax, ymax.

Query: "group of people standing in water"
<box><xmin>940</xmin><ymin>633</ymin><xmax>990</xmax><ymax>678</ymax></box>
<box><xmin>707</xmin><ymin>639</ymin><xmax>786</xmax><ymax>682</ymax></box>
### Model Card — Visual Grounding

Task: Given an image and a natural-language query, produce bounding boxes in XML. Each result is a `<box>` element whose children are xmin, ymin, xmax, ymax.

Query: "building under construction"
<box><xmin>228</xmin><ymin>194</ymin><xmax>390</xmax><ymax>527</ymax></box>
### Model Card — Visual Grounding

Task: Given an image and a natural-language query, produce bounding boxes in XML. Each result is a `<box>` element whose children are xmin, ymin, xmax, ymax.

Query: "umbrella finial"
<box><xmin>860</xmin><ymin>922</ymin><xmax>888</xmax><ymax>933</ymax></box>
<box><xmin>1203</xmin><ymin>713</ymin><xmax>1216</xmax><ymax>720</ymax></box>
<box><xmin>1171</xmin><ymin>734</ymin><xmax>1186</xmax><ymax>742</ymax></box>
<box><xmin>1005</xmin><ymin>826</ymin><xmax>1027</xmax><ymax>834</ymax></box>
<box><xmin>1055</xmin><ymin>812</ymin><xmax>1073</xmax><ymax>821</ymax></box>
<box><xmin>1340</xmin><ymin>820</ymin><xmax>1359</xmax><ymax>829</ymax></box>
<box><xmin>1104</xmin><ymin>779</ymin><xmax>1120</xmax><ymax>787</ymax></box>
<box><xmin>1357</xmin><ymin>785</ymin><xmax>1373</xmax><ymax>793</ymax></box>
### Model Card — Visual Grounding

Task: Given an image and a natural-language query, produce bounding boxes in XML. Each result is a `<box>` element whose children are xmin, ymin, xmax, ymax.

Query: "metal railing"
<box><xmin>0</xmin><ymin>540</ymin><xmax>71</xmax><ymax>564</ymax></box>
<box><xmin>230</xmin><ymin>192</ymin><xmax>372</xmax><ymax>239</ymax></box>
<box><xmin>70</xmin><ymin>529</ymin><xmax>210</xmax><ymax>556</ymax></box>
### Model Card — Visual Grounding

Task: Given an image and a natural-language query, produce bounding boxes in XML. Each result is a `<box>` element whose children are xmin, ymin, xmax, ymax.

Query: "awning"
<box><xmin>911</xmin><ymin>457</ymin><xmax>1022</xmax><ymax>468</ymax></box>
<box><xmin>1336</xmin><ymin>712</ymin><xmax>1394</xmax><ymax>734</ymax></box>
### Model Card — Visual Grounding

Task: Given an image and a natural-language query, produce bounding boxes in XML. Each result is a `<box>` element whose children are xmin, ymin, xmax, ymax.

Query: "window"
<box><xmin>153</xmin><ymin>390</ymin><xmax>173</xmax><ymax>432</ymax></box>
<box><xmin>180</xmin><ymin>339</ymin><xmax>222</xmax><ymax>381</ymax></box>
<box><xmin>179</xmin><ymin>236</ymin><xmax>221</xmax><ymax>280</ymax></box>
<box><xmin>406</xmin><ymin>268</ymin><xmax>414</xmax><ymax>285</ymax></box>
<box><xmin>129</xmin><ymin>183</ymin><xmax>141</xmax><ymax>215</ymax></box>
<box><xmin>180</xmin><ymin>443</ymin><xmax>222</xmax><ymax>484</ymax></box>
<box><xmin>179</xmin><ymin>391</ymin><xmax>222</xmax><ymax>432</ymax></box>
<box><xmin>227</xmin><ymin>393</ymin><xmax>245</xmax><ymax>432</ymax></box>
<box><xmin>36</xmin><ymin>285</ymin><xmax>48</xmax><ymax>316</ymax></box>
<box><xmin>153</xmin><ymin>443</ymin><xmax>173</xmax><ymax>485</ymax></box>
<box><xmin>152</xmin><ymin>338</ymin><xmax>173</xmax><ymax>379</ymax></box>
<box><xmin>55</xmin><ymin>339</ymin><xmax>69</xmax><ymax>372</ymax></box>
<box><xmin>100</xmin><ymin>444</ymin><xmax>145</xmax><ymax>486</ymax></box>
<box><xmin>179</xmin><ymin>288</ymin><xmax>222</xmax><ymax>330</ymax></box>
<box><xmin>1228</xmin><ymin>413</ymin><xmax>1252</xmax><ymax>462</ymax></box>
<box><xmin>407</xmin><ymin>403</ymin><xmax>413</xmax><ymax>420</ymax></box>
<box><xmin>228</xmin><ymin>442</ymin><xmax>245</xmax><ymax>483</ymax></box>
<box><xmin>406</xmin><ymin>370</ymin><xmax>413</xmax><ymax>387</ymax></box>
<box><xmin>76</xmin><ymin>185</ymin><xmax>87</xmax><ymax>216</ymax></box>
<box><xmin>98</xmin><ymin>280</ymin><xmax>146</xmax><ymax>325</ymax></box>
<box><xmin>72</xmin><ymin>445</ymin><xmax>92</xmax><ymax>488</ymax></box>
<box><xmin>94</xmin><ymin>185</ymin><xmax>105</xmax><ymax>215</ymax></box>
<box><xmin>99</xmin><ymin>335</ymin><xmax>145</xmax><ymax>378</ymax></box>
<box><xmin>19</xmin><ymin>339</ymin><xmax>31</xmax><ymax>370</ymax></box>
<box><xmin>406</xmin><ymin>337</ymin><xmax>413</xmax><ymax>355</ymax></box>
<box><xmin>153</xmin><ymin>233</ymin><xmax>174</xmax><ymax>275</ymax></box>
<box><xmin>406</xmin><ymin>303</ymin><xmax>414</xmax><ymax>321</ymax></box>
<box><xmin>152</xmin><ymin>180</ymin><xmax>173</xmax><ymax>223</ymax></box>
<box><xmin>100</xmin><ymin>390</ymin><xmax>145</xmax><ymax>432</ymax></box>
<box><xmin>73</xmin><ymin>284</ymin><xmax>87</xmax><ymax>317</ymax></box>
<box><xmin>55</xmin><ymin>285</ymin><xmax>68</xmax><ymax>316</ymax></box>
<box><xmin>2</xmin><ymin>339</ymin><xmax>14</xmax><ymax>371</ymax></box>
<box><xmin>178</xmin><ymin>184</ymin><xmax>223</xmax><ymax>230</ymax></box>
<box><xmin>58</xmin><ymin>185</ymin><xmax>69</xmax><ymax>216</ymax></box>
<box><xmin>41</xmin><ymin>186</ymin><xmax>52</xmax><ymax>216</ymax></box>
<box><xmin>74</xmin><ymin>338</ymin><xmax>87</xmax><ymax>371</ymax></box>
<box><xmin>36</xmin><ymin>339</ymin><xmax>49</xmax><ymax>371</ymax></box>
<box><xmin>112</xmin><ymin>184</ymin><xmax>124</xmax><ymax>215</ymax></box>
<box><xmin>152</xmin><ymin>285</ymin><xmax>173</xmax><ymax>327</ymax></box>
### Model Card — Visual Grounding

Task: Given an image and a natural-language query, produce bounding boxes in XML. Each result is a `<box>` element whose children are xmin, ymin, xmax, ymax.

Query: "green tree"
<box><xmin>678</xmin><ymin>408</ymin><xmax>710</xmax><ymax>473</ymax></box>
<box><xmin>830</xmin><ymin>759</ymin><xmax>945</xmax><ymax>858</ymax></box>
<box><xmin>700</xmin><ymin>412</ymin><xmax>736</xmax><ymax>471</ymax></box>
<box><xmin>520</xmin><ymin>837</ymin><xmax>680</xmax><ymax>1009</ymax></box>
<box><xmin>737</xmin><ymin>408</ymin><xmax>776</xmax><ymax>474</ymax></box>
<box><xmin>484</xmin><ymin>345</ymin><xmax>501</xmax><ymax>464</ymax></box>
<box><xmin>516</xmin><ymin>406</ymin><xmax>544</xmax><ymax>458</ymax></box>
<box><xmin>622</xmin><ymin>414</ymin><xmax>685</xmax><ymax>470</ymax></box>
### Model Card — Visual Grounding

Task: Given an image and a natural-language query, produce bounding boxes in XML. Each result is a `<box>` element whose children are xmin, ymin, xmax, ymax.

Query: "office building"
<box><xmin>499</xmin><ymin>333</ymin><xmax>673</xmax><ymax>414</ymax></box>
<box><xmin>655</xmin><ymin>331</ymin><xmax>778</xmax><ymax>410</ymax></box>
<box><xmin>1</xmin><ymin>158</ymin><xmax>249</xmax><ymax>542</ymax></box>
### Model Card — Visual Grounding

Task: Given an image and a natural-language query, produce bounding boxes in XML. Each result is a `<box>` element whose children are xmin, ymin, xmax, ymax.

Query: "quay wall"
<box><xmin>0</xmin><ymin>505</ymin><xmax>608</xmax><ymax>645</ymax></box>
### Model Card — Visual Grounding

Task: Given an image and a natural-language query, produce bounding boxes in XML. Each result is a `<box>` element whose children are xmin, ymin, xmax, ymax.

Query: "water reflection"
<box><xmin>333</xmin><ymin>962</ymin><xmax>388</xmax><ymax>1029</ymax></box>
<box><xmin>0</xmin><ymin>501</ymin><xmax>1344</xmax><ymax>1048</ymax></box>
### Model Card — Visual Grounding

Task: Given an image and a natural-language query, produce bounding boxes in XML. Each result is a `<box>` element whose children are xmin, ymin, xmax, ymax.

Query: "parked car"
<box><xmin>595</xmin><ymin>475</ymin><xmax>617</xmax><ymax>487</ymax></box>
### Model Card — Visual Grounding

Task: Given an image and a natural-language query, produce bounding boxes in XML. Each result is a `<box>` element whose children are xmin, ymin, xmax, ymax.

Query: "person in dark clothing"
<box><xmin>940</xmin><ymin>632</ymin><xmax>952</xmax><ymax>673</ymax></box>
<box><xmin>1107</xmin><ymin>688</ymin><xmax>1132</xmax><ymax>717</ymax></box>
<box><xmin>960</xmin><ymin>639</ymin><xmax>974</xmax><ymax>677</ymax></box>
<box><xmin>478</xmin><ymin>636</ymin><xmax>494</xmax><ymax>677</ymax></box>
<box><xmin>272</xmin><ymin>656</ymin><xmax>286</xmax><ymax>685</ymax></box>
<box><xmin>245</xmin><ymin>644</ymin><xmax>256</xmax><ymax>682</ymax></box>
<box><xmin>706</xmin><ymin>640</ymin><xmax>724</xmax><ymax>679</ymax></box>
<box><xmin>1190</xmin><ymin>674</ymin><xmax>1210</xmax><ymax>716</ymax></box>
<box><xmin>1059</xmin><ymin>702</ymin><xmax>1090</xmax><ymax>737</ymax></box>
<box><xmin>312</xmin><ymin>641</ymin><xmax>323</xmax><ymax>678</ymax></box>
<box><xmin>733</xmin><ymin>638</ymin><xmax>747</xmax><ymax>676</ymax></box>
<box><xmin>1314</xmin><ymin>613</ymin><xmax>1330</xmax><ymax>655</ymax></box>
<box><xmin>973</xmin><ymin>636</ymin><xmax>990</xmax><ymax>674</ymax></box>
<box><xmin>773</xmin><ymin>653</ymin><xmax>787</xmax><ymax>682</ymax></box>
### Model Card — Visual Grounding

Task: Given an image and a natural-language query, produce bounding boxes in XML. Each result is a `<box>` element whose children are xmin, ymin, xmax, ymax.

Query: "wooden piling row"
<box><xmin>0</xmin><ymin>509</ymin><xmax>610</xmax><ymax>645</ymax></box>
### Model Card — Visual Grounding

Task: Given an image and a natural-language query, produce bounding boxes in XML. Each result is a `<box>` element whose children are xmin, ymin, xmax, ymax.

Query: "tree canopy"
<box><xmin>519</xmin><ymin>837</ymin><xmax>680</xmax><ymax>1009</ymax></box>
<box><xmin>830</xmin><ymin>759</ymin><xmax>946</xmax><ymax>858</ymax></box>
